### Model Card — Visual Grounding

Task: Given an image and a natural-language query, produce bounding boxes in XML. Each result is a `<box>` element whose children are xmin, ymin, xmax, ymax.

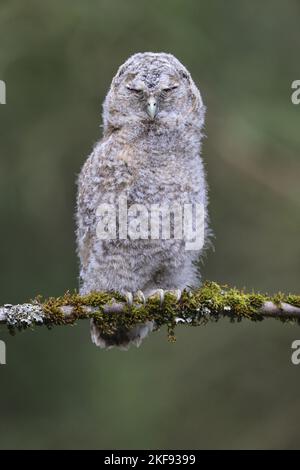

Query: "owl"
<box><xmin>76</xmin><ymin>52</ymin><xmax>208</xmax><ymax>349</ymax></box>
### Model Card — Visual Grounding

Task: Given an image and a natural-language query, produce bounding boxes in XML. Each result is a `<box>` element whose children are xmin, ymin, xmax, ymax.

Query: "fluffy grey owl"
<box><xmin>76</xmin><ymin>52</ymin><xmax>208</xmax><ymax>349</ymax></box>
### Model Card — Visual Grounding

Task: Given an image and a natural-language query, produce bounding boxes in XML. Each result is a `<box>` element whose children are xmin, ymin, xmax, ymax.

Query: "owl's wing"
<box><xmin>77</xmin><ymin>134</ymin><xmax>128</xmax><ymax>273</ymax></box>
<box><xmin>76</xmin><ymin>141</ymin><xmax>107</xmax><ymax>271</ymax></box>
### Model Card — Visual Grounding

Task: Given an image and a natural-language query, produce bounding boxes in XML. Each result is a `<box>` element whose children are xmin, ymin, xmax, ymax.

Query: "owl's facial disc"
<box><xmin>103</xmin><ymin>53</ymin><xmax>204</xmax><ymax>133</ymax></box>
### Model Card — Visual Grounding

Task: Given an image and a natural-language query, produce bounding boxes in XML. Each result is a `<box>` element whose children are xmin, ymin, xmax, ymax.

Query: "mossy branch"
<box><xmin>1</xmin><ymin>282</ymin><xmax>300</xmax><ymax>341</ymax></box>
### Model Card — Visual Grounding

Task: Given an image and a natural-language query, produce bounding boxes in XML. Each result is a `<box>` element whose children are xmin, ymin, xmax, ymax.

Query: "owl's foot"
<box><xmin>125</xmin><ymin>289</ymin><xmax>182</xmax><ymax>308</ymax></box>
<box><xmin>124</xmin><ymin>291</ymin><xmax>146</xmax><ymax>309</ymax></box>
<box><xmin>125</xmin><ymin>290</ymin><xmax>147</xmax><ymax>306</ymax></box>
<box><xmin>148</xmin><ymin>288</ymin><xmax>182</xmax><ymax>305</ymax></box>
<box><xmin>168</xmin><ymin>289</ymin><xmax>182</xmax><ymax>302</ymax></box>
<box><xmin>149</xmin><ymin>288</ymin><xmax>165</xmax><ymax>305</ymax></box>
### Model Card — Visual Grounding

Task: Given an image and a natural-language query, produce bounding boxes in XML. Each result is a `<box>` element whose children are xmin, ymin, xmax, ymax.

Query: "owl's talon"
<box><xmin>151</xmin><ymin>288</ymin><xmax>165</xmax><ymax>306</ymax></box>
<box><xmin>136</xmin><ymin>290</ymin><xmax>146</xmax><ymax>304</ymax></box>
<box><xmin>169</xmin><ymin>289</ymin><xmax>182</xmax><ymax>302</ymax></box>
<box><xmin>125</xmin><ymin>292</ymin><xmax>133</xmax><ymax>306</ymax></box>
<box><xmin>159</xmin><ymin>289</ymin><xmax>165</xmax><ymax>306</ymax></box>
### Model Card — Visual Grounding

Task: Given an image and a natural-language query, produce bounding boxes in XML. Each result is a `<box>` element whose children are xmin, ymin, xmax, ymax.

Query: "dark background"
<box><xmin>0</xmin><ymin>0</ymin><xmax>300</xmax><ymax>449</ymax></box>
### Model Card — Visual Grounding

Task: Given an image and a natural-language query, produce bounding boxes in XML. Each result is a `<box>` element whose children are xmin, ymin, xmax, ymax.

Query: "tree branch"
<box><xmin>0</xmin><ymin>282</ymin><xmax>300</xmax><ymax>340</ymax></box>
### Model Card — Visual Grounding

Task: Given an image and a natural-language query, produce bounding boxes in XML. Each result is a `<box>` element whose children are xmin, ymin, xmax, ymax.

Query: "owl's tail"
<box><xmin>90</xmin><ymin>319</ymin><xmax>154</xmax><ymax>350</ymax></box>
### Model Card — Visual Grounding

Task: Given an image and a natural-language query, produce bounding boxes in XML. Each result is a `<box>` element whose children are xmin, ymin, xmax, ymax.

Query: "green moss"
<box><xmin>6</xmin><ymin>281</ymin><xmax>300</xmax><ymax>340</ymax></box>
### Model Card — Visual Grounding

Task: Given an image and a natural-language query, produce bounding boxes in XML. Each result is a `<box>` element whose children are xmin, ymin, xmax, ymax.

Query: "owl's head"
<box><xmin>103</xmin><ymin>52</ymin><xmax>205</xmax><ymax>134</ymax></box>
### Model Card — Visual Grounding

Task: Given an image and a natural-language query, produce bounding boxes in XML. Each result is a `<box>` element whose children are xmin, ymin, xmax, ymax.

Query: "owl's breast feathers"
<box><xmin>96</xmin><ymin>129</ymin><xmax>204</xmax><ymax>204</ymax></box>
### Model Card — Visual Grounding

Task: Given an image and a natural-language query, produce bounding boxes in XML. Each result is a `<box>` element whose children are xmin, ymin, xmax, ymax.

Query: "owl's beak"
<box><xmin>146</xmin><ymin>96</ymin><xmax>158</xmax><ymax>120</ymax></box>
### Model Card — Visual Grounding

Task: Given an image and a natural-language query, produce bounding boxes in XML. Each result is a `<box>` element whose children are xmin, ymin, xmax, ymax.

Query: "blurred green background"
<box><xmin>0</xmin><ymin>0</ymin><xmax>300</xmax><ymax>450</ymax></box>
